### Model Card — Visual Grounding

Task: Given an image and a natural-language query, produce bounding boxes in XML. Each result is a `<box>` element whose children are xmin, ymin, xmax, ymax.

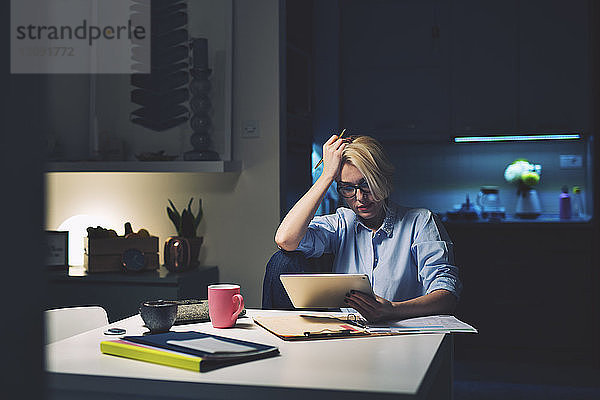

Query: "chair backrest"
<box><xmin>45</xmin><ymin>306</ymin><xmax>108</xmax><ymax>344</ymax></box>
<box><xmin>263</xmin><ymin>251</ymin><xmax>335</xmax><ymax>309</ymax></box>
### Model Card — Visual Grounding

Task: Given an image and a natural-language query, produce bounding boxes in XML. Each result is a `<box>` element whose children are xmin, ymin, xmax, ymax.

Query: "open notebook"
<box><xmin>253</xmin><ymin>313</ymin><xmax>477</xmax><ymax>341</ymax></box>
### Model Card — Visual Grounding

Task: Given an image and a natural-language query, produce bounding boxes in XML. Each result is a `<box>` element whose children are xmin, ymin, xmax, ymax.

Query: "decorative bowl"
<box><xmin>139</xmin><ymin>300</ymin><xmax>178</xmax><ymax>333</ymax></box>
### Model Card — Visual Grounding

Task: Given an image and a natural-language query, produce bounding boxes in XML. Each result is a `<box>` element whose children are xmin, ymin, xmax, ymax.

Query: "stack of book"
<box><xmin>100</xmin><ymin>331</ymin><xmax>279</xmax><ymax>372</ymax></box>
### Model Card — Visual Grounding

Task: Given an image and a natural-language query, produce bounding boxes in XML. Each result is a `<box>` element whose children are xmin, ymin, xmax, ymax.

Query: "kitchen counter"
<box><xmin>444</xmin><ymin>219</ymin><xmax>598</xmax><ymax>364</ymax></box>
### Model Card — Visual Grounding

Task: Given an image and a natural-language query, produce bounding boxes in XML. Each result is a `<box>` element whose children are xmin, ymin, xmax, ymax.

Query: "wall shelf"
<box><xmin>45</xmin><ymin>160</ymin><xmax>242</xmax><ymax>173</ymax></box>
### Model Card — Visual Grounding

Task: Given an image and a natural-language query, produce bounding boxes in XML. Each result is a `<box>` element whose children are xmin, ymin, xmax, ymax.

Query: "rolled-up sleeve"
<box><xmin>296</xmin><ymin>214</ymin><xmax>340</xmax><ymax>258</ymax></box>
<box><xmin>411</xmin><ymin>212</ymin><xmax>462</xmax><ymax>299</ymax></box>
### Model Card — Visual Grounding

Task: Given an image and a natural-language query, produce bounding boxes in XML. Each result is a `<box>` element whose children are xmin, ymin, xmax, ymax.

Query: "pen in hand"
<box><xmin>314</xmin><ymin>129</ymin><xmax>347</xmax><ymax>170</ymax></box>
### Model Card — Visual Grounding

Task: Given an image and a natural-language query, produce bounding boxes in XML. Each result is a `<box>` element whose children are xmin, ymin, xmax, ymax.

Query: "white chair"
<box><xmin>45</xmin><ymin>306</ymin><xmax>108</xmax><ymax>344</ymax></box>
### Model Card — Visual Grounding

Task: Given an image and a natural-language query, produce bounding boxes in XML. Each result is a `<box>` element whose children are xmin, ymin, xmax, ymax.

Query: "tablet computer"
<box><xmin>280</xmin><ymin>274</ymin><xmax>374</xmax><ymax>309</ymax></box>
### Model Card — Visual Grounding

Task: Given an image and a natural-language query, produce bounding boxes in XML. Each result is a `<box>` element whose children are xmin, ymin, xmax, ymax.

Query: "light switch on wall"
<box><xmin>242</xmin><ymin>120</ymin><xmax>260</xmax><ymax>138</ymax></box>
<box><xmin>559</xmin><ymin>155</ymin><xmax>583</xmax><ymax>169</ymax></box>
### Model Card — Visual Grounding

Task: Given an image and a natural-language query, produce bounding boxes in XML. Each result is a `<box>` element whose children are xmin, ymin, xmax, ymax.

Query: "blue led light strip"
<box><xmin>454</xmin><ymin>134</ymin><xmax>581</xmax><ymax>143</ymax></box>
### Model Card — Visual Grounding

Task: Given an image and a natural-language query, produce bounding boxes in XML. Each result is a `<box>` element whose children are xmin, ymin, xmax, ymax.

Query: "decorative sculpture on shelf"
<box><xmin>184</xmin><ymin>38</ymin><xmax>220</xmax><ymax>161</ymax></box>
<box><xmin>130</xmin><ymin>0</ymin><xmax>190</xmax><ymax>132</ymax></box>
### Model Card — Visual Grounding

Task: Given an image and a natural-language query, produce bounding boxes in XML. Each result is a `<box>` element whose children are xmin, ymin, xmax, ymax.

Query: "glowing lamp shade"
<box><xmin>57</xmin><ymin>214</ymin><xmax>110</xmax><ymax>266</ymax></box>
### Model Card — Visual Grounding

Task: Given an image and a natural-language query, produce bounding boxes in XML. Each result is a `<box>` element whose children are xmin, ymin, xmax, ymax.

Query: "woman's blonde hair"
<box><xmin>341</xmin><ymin>136</ymin><xmax>394</xmax><ymax>202</ymax></box>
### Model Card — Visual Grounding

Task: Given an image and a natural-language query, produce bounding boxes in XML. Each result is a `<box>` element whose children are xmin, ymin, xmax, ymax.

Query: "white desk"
<box><xmin>46</xmin><ymin>310</ymin><xmax>453</xmax><ymax>400</ymax></box>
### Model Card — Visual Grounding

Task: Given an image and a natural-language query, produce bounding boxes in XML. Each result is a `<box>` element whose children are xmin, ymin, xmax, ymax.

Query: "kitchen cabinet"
<box><xmin>335</xmin><ymin>0</ymin><xmax>590</xmax><ymax>141</ymax></box>
<box><xmin>445</xmin><ymin>222</ymin><xmax>597</xmax><ymax>365</ymax></box>
<box><xmin>450</xmin><ymin>0</ymin><xmax>518</xmax><ymax>134</ymax></box>
<box><xmin>339</xmin><ymin>0</ymin><xmax>451</xmax><ymax>140</ymax></box>
<box><xmin>46</xmin><ymin>265</ymin><xmax>219</xmax><ymax>323</ymax></box>
<box><xmin>451</xmin><ymin>0</ymin><xmax>589</xmax><ymax>135</ymax></box>
<box><xmin>518</xmin><ymin>0</ymin><xmax>589</xmax><ymax>133</ymax></box>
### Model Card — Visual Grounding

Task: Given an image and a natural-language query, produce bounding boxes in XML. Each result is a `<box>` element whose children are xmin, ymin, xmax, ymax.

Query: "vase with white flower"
<box><xmin>504</xmin><ymin>160</ymin><xmax>542</xmax><ymax>219</ymax></box>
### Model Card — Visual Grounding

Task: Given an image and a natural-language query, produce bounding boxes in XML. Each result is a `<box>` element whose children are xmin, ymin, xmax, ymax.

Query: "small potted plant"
<box><xmin>164</xmin><ymin>198</ymin><xmax>204</xmax><ymax>271</ymax></box>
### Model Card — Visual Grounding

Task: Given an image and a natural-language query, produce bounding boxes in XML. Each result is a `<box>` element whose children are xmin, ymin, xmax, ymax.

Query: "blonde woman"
<box><xmin>265</xmin><ymin>135</ymin><xmax>461</xmax><ymax>322</ymax></box>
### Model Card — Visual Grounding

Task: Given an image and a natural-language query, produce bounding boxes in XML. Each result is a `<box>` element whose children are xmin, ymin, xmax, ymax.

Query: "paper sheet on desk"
<box><xmin>367</xmin><ymin>315</ymin><xmax>477</xmax><ymax>334</ymax></box>
<box><xmin>166</xmin><ymin>338</ymin><xmax>257</xmax><ymax>354</ymax></box>
<box><xmin>279</xmin><ymin>311</ymin><xmax>477</xmax><ymax>333</ymax></box>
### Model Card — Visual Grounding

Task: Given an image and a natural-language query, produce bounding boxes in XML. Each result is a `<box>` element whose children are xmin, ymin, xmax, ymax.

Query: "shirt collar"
<box><xmin>354</xmin><ymin>203</ymin><xmax>396</xmax><ymax>237</ymax></box>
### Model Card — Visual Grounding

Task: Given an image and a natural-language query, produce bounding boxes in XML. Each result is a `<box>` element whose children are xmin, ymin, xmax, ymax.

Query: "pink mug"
<box><xmin>208</xmin><ymin>284</ymin><xmax>244</xmax><ymax>328</ymax></box>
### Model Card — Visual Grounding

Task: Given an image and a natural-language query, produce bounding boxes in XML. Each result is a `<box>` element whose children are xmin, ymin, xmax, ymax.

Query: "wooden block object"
<box><xmin>85</xmin><ymin>236</ymin><xmax>158</xmax><ymax>255</ymax></box>
<box><xmin>84</xmin><ymin>236</ymin><xmax>159</xmax><ymax>273</ymax></box>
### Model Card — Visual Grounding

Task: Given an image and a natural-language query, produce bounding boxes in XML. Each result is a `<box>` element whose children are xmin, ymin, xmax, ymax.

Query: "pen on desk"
<box><xmin>304</xmin><ymin>329</ymin><xmax>353</xmax><ymax>338</ymax></box>
<box><xmin>314</xmin><ymin>129</ymin><xmax>347</xmax><ymax>170</ymax></box>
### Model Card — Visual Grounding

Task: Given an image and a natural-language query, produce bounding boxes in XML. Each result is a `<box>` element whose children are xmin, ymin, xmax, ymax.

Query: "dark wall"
<box><xmin>590</xmin><ymin>0</ymin><xmax>600</xmax><ymax>367</ymax></box>
<box><xmin>1</xmin><ymin>1</ymin><xmax>46</xmax><ymax>396</ymax></box>
<box><xmin>283</xmin><ymin>0</ymin><xmax>315</xmax><ymax>216</ymax></box>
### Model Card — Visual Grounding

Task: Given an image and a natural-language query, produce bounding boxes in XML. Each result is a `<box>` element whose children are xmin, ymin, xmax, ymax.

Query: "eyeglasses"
<box><xmin>337</xmin><ymin>182</ymin><xmax>371</xmax><ymax>198</ymax></box>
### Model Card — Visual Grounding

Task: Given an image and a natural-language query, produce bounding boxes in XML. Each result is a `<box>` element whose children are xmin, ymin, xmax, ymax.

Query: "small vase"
<box><xmin>164</xmin><ymin>236</ymin><xmax>203</xmax><ymax>272</ymax></box>
<box><xmin>515</xmin><ymin>189</ymin><xmax>542</xmax><ymax>219</ymax></box>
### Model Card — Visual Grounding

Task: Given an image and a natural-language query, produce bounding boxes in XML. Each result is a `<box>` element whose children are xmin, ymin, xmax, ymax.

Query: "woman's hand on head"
<box><xmin>321</xmin><ymin>134</ymin><xmax>347</xmax><ymax>181</ymax></box>
<box><xmin>344</xmin><ymin>291</ymin><xmax>396</xmax><ymax>323</ymax></box>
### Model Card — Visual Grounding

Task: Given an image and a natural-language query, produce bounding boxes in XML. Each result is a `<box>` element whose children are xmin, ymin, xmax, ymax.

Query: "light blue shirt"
<box><xmin>296</xmin><ymin>202</ymin><xmax>462</xmax><ymax>302</ymax></box>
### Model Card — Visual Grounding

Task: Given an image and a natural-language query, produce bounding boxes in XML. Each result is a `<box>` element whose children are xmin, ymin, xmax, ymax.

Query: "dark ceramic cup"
<box><xmin>139</xmin><ymin>300</ymin><xmax>178</xmax><ymax>333</ymax></box>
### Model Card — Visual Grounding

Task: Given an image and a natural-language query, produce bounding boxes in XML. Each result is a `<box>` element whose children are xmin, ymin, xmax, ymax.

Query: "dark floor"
<box><xmin>454</xmin><ymin>359</ymin><xmax>600</xmax><ymax>400</ymax></box>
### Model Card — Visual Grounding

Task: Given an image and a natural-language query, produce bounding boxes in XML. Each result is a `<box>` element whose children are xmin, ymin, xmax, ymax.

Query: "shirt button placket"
<box><xmin>372</xmin><ymin>235</ymin><xmax>378</xmax><ymax>268</ymax></box>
